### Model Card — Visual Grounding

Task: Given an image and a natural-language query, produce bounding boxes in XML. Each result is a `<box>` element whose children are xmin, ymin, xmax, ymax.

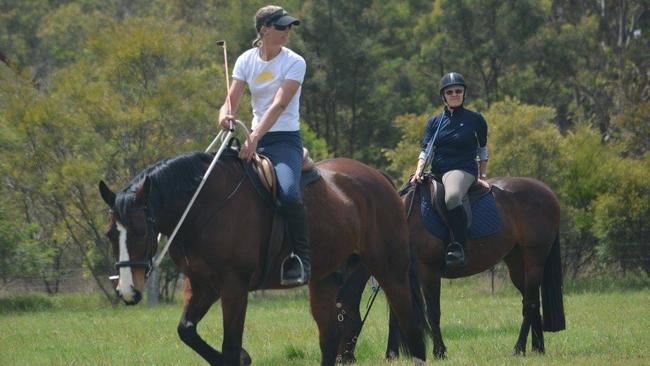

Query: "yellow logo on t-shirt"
<box><xmin>255</xmin><ymin>70</ymin><xmax>274</xmax><ymax>83</ymax></box>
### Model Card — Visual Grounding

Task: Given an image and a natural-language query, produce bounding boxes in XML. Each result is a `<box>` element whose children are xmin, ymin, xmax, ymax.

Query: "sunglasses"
<box><xmin>445</xmin><ymin>88</ymin><xmax>465</xmax><ymax>96</ymax></box>
<box><xmin>272</xmin><ymin>24</ymin><xmax>292</xmax><ymax>31</ymax></box>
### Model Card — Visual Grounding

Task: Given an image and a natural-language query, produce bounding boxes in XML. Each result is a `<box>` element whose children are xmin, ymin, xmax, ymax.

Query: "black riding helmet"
<box><xmin>439</xmin><ymin>72</ymin><xmax>467</xmax><ymax>105</ymax></box>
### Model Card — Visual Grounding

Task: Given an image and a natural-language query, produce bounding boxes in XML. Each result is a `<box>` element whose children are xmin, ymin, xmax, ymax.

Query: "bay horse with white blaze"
<box><xmin>99</xmin><ymin>149</ymin><xmax>429</xmax><ymax>366</ymax></box>
<box><xmin>334</xmin><ymin>176</ymin><xmax>566</xmax><ymax>361</ymax></box>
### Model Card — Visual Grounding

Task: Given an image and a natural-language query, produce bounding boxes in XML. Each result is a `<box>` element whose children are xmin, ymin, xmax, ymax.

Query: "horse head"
<box><xmin>99</xmin><ymin>177</ymin><xmax>159</xmax><ymax>305</ymax></box>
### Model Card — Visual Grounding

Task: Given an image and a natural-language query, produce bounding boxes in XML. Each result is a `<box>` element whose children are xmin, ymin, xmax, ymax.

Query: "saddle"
<box><xmin>425</xmin><ymin>175</ymin><xmax>491</xmax><ymax>229</ymax></box>
<box><xmin>415</xmin><ymin>174</ymin><xmax>501</xmax><ymax>242</ymax></box>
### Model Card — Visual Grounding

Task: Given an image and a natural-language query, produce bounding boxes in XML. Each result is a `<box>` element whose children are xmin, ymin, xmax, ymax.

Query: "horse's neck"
<box><xmin>155</xmin><ymin>160</ymin><xmax>245</xmax><ymax>236</ymax></box>
<box><xmin>156</xmin><ymin>200</ymin><xmax>189</xmax><ymax>237</ymax></box>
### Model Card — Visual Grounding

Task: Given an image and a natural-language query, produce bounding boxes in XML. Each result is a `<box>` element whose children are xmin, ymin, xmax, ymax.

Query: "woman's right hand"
<box><xmin>410</xmin><ymin>169</ymin><xmax>424</xmax><ymax>184</ymax></box>
<box><xmin>219</xmin><ymin>112</ymin><xmax>234</xmax><ymax>130</ymax></box>
<box><xmin>410</xmin><ymin>158</ymin><xmax>427</xmax><ymax>184</ymax></box>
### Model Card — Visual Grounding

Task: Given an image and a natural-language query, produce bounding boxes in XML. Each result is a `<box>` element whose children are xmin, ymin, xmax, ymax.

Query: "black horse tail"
<box><xmin>542</xmin><ymin>233</ymin><xmax>566</xmax><ymax>332</ymax></box>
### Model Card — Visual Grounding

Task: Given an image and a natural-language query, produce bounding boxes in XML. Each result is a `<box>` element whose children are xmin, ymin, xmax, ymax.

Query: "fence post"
<box><xmin>147</xmin><ymin>267</ymin><xmax>160</xmax><ymax>307</ymax></box>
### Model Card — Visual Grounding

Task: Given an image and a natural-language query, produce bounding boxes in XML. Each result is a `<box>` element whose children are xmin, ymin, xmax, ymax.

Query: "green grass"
<box><xmin>1</xmin><ymin>277</ymin><xmax>649</xmax><ymax>365</ymax></box>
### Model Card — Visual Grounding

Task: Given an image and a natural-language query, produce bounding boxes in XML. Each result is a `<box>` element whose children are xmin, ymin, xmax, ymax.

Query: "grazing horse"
<box><xmin>335</xmin><ymin>177</ymin><xmax>566</xmax><ymax>361</ymax></box>
<box><xmin>98</xmin><ymin>150</ymin><xmax>429</xmax><ymax>366</ymax></box>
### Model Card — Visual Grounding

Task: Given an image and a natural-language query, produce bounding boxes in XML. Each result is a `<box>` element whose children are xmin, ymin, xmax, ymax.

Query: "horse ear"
<box><xmin>134</xmin><ymin>176</ymin><xmax>151</xmax><ymax>206</ymax></box>
<box><xmin>99</xmin><ymin>180</ymin><xmax>116</xmax><ymax>207</ymax></box>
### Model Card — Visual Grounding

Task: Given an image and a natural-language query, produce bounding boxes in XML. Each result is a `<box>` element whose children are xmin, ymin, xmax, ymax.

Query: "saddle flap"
<box><xmin>253</xmin><ymin>154</ymin><xmax>277</xmax><ymax>201</ymax></box>
<box><xmin>302</xmin><ymin>147</ymin><xmax>315</xmax><ymax>172</ymax></box>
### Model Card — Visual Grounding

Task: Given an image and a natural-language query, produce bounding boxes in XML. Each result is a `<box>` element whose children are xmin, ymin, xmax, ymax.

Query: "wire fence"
<box><xmin>2</xmin><ymin>256</ymin><xmax>649</xmax><ymax>299</ymax></box>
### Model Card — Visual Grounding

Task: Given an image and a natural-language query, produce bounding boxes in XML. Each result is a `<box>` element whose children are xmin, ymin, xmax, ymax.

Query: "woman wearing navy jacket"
<box><xmin>410</xmin><ymin>72</ymin><xmax>489</xmax><ymax>267</ymax></box>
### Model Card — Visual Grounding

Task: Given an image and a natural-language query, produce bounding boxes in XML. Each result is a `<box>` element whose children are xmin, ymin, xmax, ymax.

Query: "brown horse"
<box><xmin>98</xmin><ymin>149</ymin><xmax>428</xmax><ymax>366</ymax></box>
<box><xmin>335</xmin><ymin>176</ymin><xmax>566</xmax><ymax>361</ymax></box>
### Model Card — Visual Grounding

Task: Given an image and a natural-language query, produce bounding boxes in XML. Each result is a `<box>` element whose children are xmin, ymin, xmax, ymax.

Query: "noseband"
<box><xmin>113</xmin><ymin>206</ymin><xmax>157</xmax><ymax>278</ymax></box>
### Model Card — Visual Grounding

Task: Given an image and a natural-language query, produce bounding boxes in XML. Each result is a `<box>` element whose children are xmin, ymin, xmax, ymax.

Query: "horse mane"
<box><xmin>114</xmin><ymin>150</ymin><xmax>239</xmax><ymax>220</ymax></box>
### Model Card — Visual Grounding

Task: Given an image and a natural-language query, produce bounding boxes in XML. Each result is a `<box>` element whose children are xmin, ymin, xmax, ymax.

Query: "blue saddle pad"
<box><xmin>420</xmin><ymin>185</ymin><xmax>501</xmax><ymax>241</ymax></box>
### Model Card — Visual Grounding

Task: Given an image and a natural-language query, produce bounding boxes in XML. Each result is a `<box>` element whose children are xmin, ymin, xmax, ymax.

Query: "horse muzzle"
<box><xmin>118</xmin><ymin>286</ymin><xmax>142</xmax><ymax>305</ymax></box>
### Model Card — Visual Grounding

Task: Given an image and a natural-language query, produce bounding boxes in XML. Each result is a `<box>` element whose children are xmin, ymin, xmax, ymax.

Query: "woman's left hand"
<box><xmin>478</xmin><ymin>178</ymin><xmax>489</xmax><ymax>188</ymax></box>
<box><xmin>239</xmin><ymin>133</ymin><xmax>259</xmax><ymax>161</ymax></box>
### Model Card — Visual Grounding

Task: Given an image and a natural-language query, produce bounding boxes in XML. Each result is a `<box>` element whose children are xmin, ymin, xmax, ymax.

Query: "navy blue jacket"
<box><xmin>420</xmin><ymin>106</ymin><xmax>488</xmax><ymax>176</ymax></box>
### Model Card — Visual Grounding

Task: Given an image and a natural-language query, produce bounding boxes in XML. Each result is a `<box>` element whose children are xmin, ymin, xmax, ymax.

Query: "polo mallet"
<box><xmin>206</xmin><ymin>40</ymin><xmax>234</xmax><ymax>152</ymax></box>
<box><xmin>216</xmin><ymin>40</ymin><xmax>231</xmax><ymax>110</ymax></box>
<box><xmin>152</xmin><ymin>40</ymin><xmax>247</xmax><ymax>268</ymax></box>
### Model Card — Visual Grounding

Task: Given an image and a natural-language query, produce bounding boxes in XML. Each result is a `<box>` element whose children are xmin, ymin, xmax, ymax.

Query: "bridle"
<box><xmin>111</xmin><ymin>164</ymin><xmax>246</xmax><ymax>279</ymax></box>
<box><xmin>113</xmin><ymin>205</ymin><xmax>158</xmax><ymax>279</ymax></box>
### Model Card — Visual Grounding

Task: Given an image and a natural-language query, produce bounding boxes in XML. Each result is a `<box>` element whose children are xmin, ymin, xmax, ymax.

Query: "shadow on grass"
<box><xmin>564</xmin><ymin>272</ymin><xmax>650</xmax><ymax>294</ymax></box>
<box><xmin>442</xmin><ymin>322</ymin><xmax>519</xmax><ymax>340</ymax></box>
<box><xmin>253</xmin><ymin>344</ymin><xmax>318</xmax><ymax>366</ymax></box>
<box><xmin>0</xmin><ymin>294</ymin><xmax>53</xmax><ymax>314</ymax></box>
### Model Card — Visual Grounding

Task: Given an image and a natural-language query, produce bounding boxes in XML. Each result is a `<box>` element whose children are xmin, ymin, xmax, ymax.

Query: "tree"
<box><xmin>483</xmin><ymin>98</ymin><xmax>562</xmax><ymax>183</ymax></box>
<box><xmin>592</xmin><ymin>154</ymin><xmax>650</xmax><ymax>275</ymax></box>
<box><xmin>297</xmin><ymin>0</ymin><xmax>428</xmax><ymax>163</ymax></box>
<box><xmin>415</xmin><ymin>0</ymin><xmax>546</xmax><ymax>108</ymax></box>
<box><xmin>555</xmin><ymin>124</ymin><xmax>618</xmax><ymax>277</ymax></box>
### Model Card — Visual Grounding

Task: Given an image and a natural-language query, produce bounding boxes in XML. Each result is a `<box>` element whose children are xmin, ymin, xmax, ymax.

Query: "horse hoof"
<box><xmin>336</xmin><ymin>353</ymin><xmax>356</xmax><ymax>364</ymax></box>
<box><xmin>512</xmin><ymin>346</ymin><xmax>526</xmax><ymax>356</ymax></box>
<box><xmin>413</xmin><ymin>357</ymin><xmax>427</xmax><ymax>366</ymax></box>
<box><xmin>240</xmin><ymin>348</ymin><xmax>252</xmax><ymax>365</ymax></box>
<box><xmin>532</xmin><ymin>346</ymin><xmax>545</xmax><ymax>354</ymax></box>
<box><xmin>385</xmin><ymin>350</ymin><xmax>398</xmax><ymax>360</ymax></box>
<box><xmin>433</xmin><ymin>348</ymin><xmax>447</xmax><ymax>359</ymax></box>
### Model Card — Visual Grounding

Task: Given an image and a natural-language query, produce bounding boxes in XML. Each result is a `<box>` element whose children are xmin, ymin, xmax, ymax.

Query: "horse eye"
<box><xmin>106</xmin><ymin>226</ymin><xmax>119</xmax><ymax>242</ymax></box>
<box><xmin>130</xmin><ymin>224</ymin><xmax>147</xmax><ymax>238</ymax></box>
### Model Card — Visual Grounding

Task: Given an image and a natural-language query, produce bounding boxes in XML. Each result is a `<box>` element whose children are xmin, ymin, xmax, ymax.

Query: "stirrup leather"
<box><xmin>280</xmin><ymin>252</ymin><xmax>307</xmax><ymax>286</ymax></box>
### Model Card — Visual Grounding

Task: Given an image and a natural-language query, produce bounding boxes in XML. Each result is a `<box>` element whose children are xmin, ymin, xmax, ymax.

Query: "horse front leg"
<box><xmin>177</xmin><ymin>278</ymin><xmax>223</xmax><ymax>365</ymax></box>
<box><xmin>385</xmin><ymin>309</ymin><xmax>401</xmax><ymax>360</ymax></box>
<box><xmin>504</xmin><ymin>246</ymin><xmax>530</xmax><ymax>356</ymax></box>
<box><xmin>421</xmin><ymin>267</ymin><xmax>446</xmax><ymax>358</ymax></box>
<box><xmin>220</xmin><ymin>273</ymin><xmax>251</xmax><ymax>366</ymax></box>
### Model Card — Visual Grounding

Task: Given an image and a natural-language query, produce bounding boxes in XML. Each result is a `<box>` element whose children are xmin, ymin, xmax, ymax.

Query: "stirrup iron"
<box><xmin>445</xmin><ymin>242</ymin><xmax>466</xmax><ymax>267</ymax></box>
<box><xmin>280</xmin><ymin>252</ymin><xmax>307</xmax><ymax>286</ymax></box>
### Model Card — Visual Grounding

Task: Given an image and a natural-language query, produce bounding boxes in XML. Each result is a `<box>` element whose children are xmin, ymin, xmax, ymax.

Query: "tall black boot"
<box><xmin>280</xmin><ymin>201</ymin><xmax>311</xmax><ymax>285</ymax></box>
<box><xmin>446</xmin><ymin>205</ymin><xmax>467</xmax><ymax>267</ymax></box>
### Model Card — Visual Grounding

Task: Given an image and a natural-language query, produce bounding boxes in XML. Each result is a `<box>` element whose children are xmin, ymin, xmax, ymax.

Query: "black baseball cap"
<box><xmin>256</xmin><ymin>8</ymin><xmax>300</xmax><ymax>31</ymax></box>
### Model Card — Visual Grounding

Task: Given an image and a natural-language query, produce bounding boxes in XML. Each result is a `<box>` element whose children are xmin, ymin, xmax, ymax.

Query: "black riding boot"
<box><xmin>280</xmin><ymin>201</ymin><xmax>311</xmax><ymax>285</ymax></box>
<box><xmin>446</xmin><ymin>205</ymin><xmax>467</xmax><ymax>267</ymax></box>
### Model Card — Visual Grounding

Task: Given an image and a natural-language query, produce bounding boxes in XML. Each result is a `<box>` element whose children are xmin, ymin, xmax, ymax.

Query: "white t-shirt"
<box><xmin>232</xmin><ymin>47</ymin><xmax>306</xmax><ymax>132</ymax></box>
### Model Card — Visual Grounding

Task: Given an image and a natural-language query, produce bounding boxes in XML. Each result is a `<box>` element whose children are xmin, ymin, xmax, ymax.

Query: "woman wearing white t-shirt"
<box><xmin>218</xmin><ymin>5</ymin><xmax>309</xmax><ymax>285</ymax></box>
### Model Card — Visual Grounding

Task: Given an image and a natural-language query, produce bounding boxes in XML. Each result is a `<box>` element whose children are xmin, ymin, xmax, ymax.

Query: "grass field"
<box><xmin>1</xmin><ymin>275</ymin><xmax>649</xmax><ymax>365</ymax></box>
